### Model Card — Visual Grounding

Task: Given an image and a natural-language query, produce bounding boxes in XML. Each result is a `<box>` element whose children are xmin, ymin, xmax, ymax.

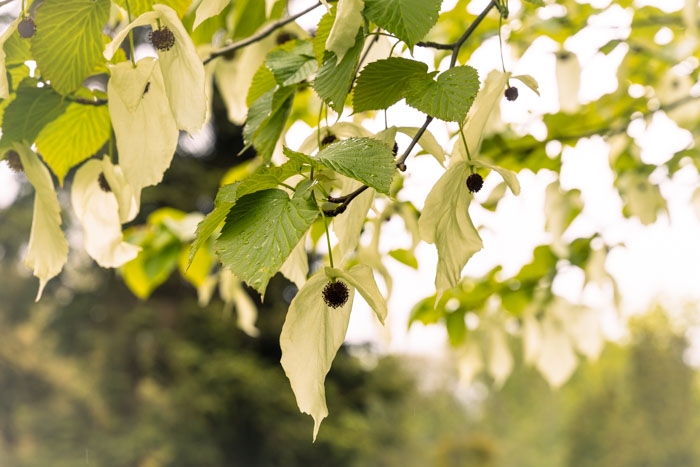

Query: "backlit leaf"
<box><xmin>31</xmin><ymin>0</ymin><xmax>110</xmax><ymax>95</ymax></box>
<box><xmin>404</xmin><ymin>66</ymin><xmax>479</xmax><ymax>122</ymax></box>
<box><xmin>216</xmin><ymin>189</ymin><xmax>319</xmax><ymax>296</ymax></box>
<box><xmin>316</xmin><ymin>137</ymin><xmax>395</xmax><ymax>194</ymax></box>
<box><xmin>353</xmin><ymin>57</ymin><xmax>428</xmax><ymax>112</ymax></box>
<box><xmin>36</xmin><ymin>103</ymin><xmax>111</xmax><ymax>184</ymax></box>
<box><xmin>362</xmin><ymin>0</ymin><xmax>441</xmax><ymax>48</ymax></box>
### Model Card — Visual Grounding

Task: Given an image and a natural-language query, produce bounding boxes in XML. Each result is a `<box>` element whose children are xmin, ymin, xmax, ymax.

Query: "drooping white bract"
<box><xmin>14</xmin><ymin>144</ymin><xmax>69</xmax><ymax>300</ymax></box>
<box><xmin>418</xmin><ymin>160</ymin><xmax>483</xmax><ymax>299</ymax></box>
<box><xmin>104</xmin><ymin>4</ymin><xmax>207</xmax><ymax>133</ymax></box>
<box><xmin>421</xmin><ymin>68</ymin><xmax>520</xmax><ymax>300</ymax></box>
<box><xmin>108</xmin><ymin>58</ymin><xmax>178</xmax><ymax>192</ymax></box>
<box><xmin>280</xmin><ymin>264</ymin><xmax>386</xmax><ymax>441</ymax></box>
<box><xmin>71</xmin><ymin>157</ymin><xmax>140</xmax><ymax>268</ymax></box>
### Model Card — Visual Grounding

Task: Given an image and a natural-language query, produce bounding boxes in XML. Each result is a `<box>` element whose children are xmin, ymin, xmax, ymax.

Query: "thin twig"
<box><xmin>324</xmin><ymin>1</ymin><xmax>498</xmax><ymax>216</ymax></box>
<box><xmin>203</xmin><ymin>2</ymin><xmax>323</xmax><ymax>65</ymax></box>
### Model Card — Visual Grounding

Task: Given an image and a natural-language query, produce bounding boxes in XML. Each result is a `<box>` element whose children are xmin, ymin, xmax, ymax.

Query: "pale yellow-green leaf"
<box><xmin>535</xmin><ymin>315</ymin><xmax>578</xmax><ymax>388</ymax></box>
<box><xmin>325</xmin><ymin>264</ymin><xmax>387</xmax><ymax>324</ymax></box>
<box><xmin>280</xmin><ymin>271</ymin><xmax>355</xmax><ymax>440</ymax></box>
<box><xmin>522</xmin><ymin>308</ymin><xmax>542</xmax><ymax>365</ymax></box>
<box><xmin>15</xmin><ymin>143</ymin><xmax>68</xmax><ymax>300</ymax></box>
<box><xmin>153</xmin><ymin>4</ymin><xmax>208</xmax><ymax>132</ymax></box>
<box><xmin>178</xmin><ymin>240</ymin><xmax>213</xmax><ymax>288</ymax></box>
<box><xmin>325</xmin><ymin>0</ymin><xmax>364</xmax><ymax>62</ymax></box>
<box><xmin>71</xmin><ymin>158</ymin><xmax>141</xmax><ymax>268</ymax></box>
<box><xmin>512</xmin><ymin>74</ymin><xmax>540</xmax><ymax>96</ymax></box>
<box><xmin>35</xmin><ymin>103</ymin><xmax>111</xmax><ymax>184</ymax></box>
<box><xmin>100</xmin><ymin>156</ymin><xmax>140</xmax><ymax>223</ymax></box>
<box><xmin>298</xmin><ymin>122</ymin><xmax>372</xmax><ymax>154</ymax></box>
<box><xmin>418</xmin><ymin>161</ymin><xmax>483</xmax><ymax>298</ymax></box>
<box><xmin>215</xmin><ymin>35</ymin><xmax>277</xmax><ymax>124</ymax></box>
<box><xmin>555</xmin><ymin>51</ymin><xmax>580</xmax><ymax>113</ymax></box>
<box><xmin>452</xmin><ymin>70</ymin><xmax>509</xmax><ymax>162</ymax></box>
<box><xmin>220</xmin><ymin>268</ymin><xmax>259</xmax><ymax>337</ymax></box>
<box><xmin>396</xmin><ymin>126</ymin><xmax>445</xmax><ymax>165</ymax></box>
<box><xmin>544</xmin><ymin>180</ymin><xmax>582</xmax><ymax>251</ymax></box>
<box><xmin>104</xmin><ymin>5</ymin><xmax>207</xmax><ymax>133</ymax></box>
<box><xmin>32</xmin><ymin>0</ymin><xmax>111</xmax><ymax>95</ymax></box>
<box><xmin>333</xmin><ymin>177</ymin><xmax>375</xmax><ymax>259</ymax></box>
<box><xmin>357</xmin><ymin>245</ymin><xmax>393</xmax><ymax>299</ymax></box>
<box><xmin>279</xmin><ymin>235</ymin><xmax>309</xmax><ymax>290</ymax></box>
<box><xmin>112</xmin><ymin>0</ymin><xmax>192</xmax><ymax>18</ymax></box>
<box><xmin>162</xmin><ymin>212</ymin><xmax>204</xmax><ymax>242</ymax></box>
<box><xmin>466</xmin><ymin>159</ymin><xmax>520</xmax><ymax>195</ymax></box>
<box><xmin>617</xmin><ymin>172</ymin><xmax>666</xmax><ymax>225</ymax></box>
<box><xmin>108</xmin><ymin>58</ymin><xmax>179</xmax><ymax>191</ymax></box>
<box><xmin>0</xmin><ymin>18</ymin><xmax>19</xmax><ymax>99</ymax></box>
<box><xmin>488</xmin><ymin>328</ymin><xmax>513</xmax><ymax>387</ymax></box>
<box><xmin>193</xmin><ymin>0</ymin><xmax>229</xmax><ymax>30</ymax></box>
<box><xmin>457</xmin><ymin>340</ymin><xmax>483</xmax><ymax>386</ymax></box>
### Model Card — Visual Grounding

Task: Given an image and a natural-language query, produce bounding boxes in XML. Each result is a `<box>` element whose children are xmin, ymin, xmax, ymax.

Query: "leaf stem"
<box><xmin>203</xmin><ymin>1</ymin><xmax>323</xmax><ymax>65</ymax></box>
<box><xmin>321</xmin><ymin>210</ymin><xmax>335</xmax><ymax>269</ymax></box>
<box><xmin>124</xmin><ymin>0</ymin><xmax>136</xmax><ymax>67</ymax></box>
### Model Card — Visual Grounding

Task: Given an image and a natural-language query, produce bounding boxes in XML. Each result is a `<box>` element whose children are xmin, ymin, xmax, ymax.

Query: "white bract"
<box><xmin>14</xmin><ymin>144</ymin><xmax>69</xmax><ymax>300</ymax></box>
<box><xmin>280</xmin><ymin>264</ymin><xmax>386</xmax><ymax>440</ymax></box>
<box><xmin>107</xmin><ymin>58</ymin><xmax>178</xmax><ymax>192</ymax></box>
<box><xmin>104</xmin><ymin>4</ymin><xmax>207</xmax><ymax>133</ymax></box>
<box><xmin>71</xmin><ymin>157</ymin><xmax>140</xmax><ymax>268</ymax></box>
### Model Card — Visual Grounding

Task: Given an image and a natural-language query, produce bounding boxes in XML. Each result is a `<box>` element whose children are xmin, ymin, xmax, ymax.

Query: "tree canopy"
<box><xmin>1</xmin><ymin>0</ymin><xmax>698</xmax><ymax>438</ymax></box>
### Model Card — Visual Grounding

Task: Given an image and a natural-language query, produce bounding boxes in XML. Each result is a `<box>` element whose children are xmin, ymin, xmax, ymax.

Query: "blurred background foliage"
<box><xmin>3</xmin><ymin>0</ymin><xmax>700</xmax><ymax>464</ymax></box>
<box><xmin>0</xmin><ymin>72</ymin><xmax>698</xmax><ymax>467</ymax></box>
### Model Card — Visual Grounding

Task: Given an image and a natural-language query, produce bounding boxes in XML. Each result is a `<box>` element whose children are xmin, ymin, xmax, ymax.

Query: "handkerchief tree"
<box><xmin>0</xmin><ymin>0</ymin><xmax>695</xmax><ymax>439</ymax></box>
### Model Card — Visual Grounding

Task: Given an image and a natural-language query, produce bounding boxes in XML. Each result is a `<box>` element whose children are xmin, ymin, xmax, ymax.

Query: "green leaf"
<box><xmin>31</xmin><ymin>0</ymin><xmax>111</xmax><ymax>95</ymax></box>
<box><xmin>388</xmin><ymin>248</ymin><xmax>418</xmax><ymax>269</ymax></box>
<box><xmin>523</xmin><ymin>0</ymin><xmax>545</xmax><ymax>6</ymax></box>
<box><xmin>244</xmin><ymin>86</ymin><xmax>296</xmax><ymax>163</ymax></box>
<box><xmin>315</xmin><ymin>137</ymin><xmax>395</xmax><ymax>194</ymax></box>
<box><xmin>216</xmin><ymin>189</ymin><xmax>319</xmax><ymax>296</ymax></box>
<box><xmin>446</xmin><ymin>311</ymin><xmax>467</xmax><ymax>346</ymax></box>
<box><xmin>362</xmin><ymin>0</ymin><xmax>441</xmax><ymax>48</ymax></box>
<box><xmin>353</xmin><ymin>58</ymin><xmax>428</xmax><ymax>112</ymax></box>
<box><xmin>0</xmin><ymin>79</ymin><xmax>68</xmax><ymax>145</ymax></box>
<box><xmin>265</xmin><ymin>40</ymin><xmax>318</xmax><ymax>86</ymax></box>
<box><xmin>313</xmin><ymin>28</ymin><xmax>364</xmax><ymax>112</ymax></box>
<box><xmin>404</xmin><ymin>65</ymin><xmax>480</xmax><ymax>122</ymax></box>
<box><xmin>246</xmin><ymin>65</ymin><xmax>277</xmax><ymax>107</ymax></box>
<box><xmin>112</xmin><ymin>0</ymin><xmax>192</xmax><ymax>17</ymax></box>
<box><xmin>313</xmin><ymin>10</ymin><xmax>335</xmax><ymax>62</ymax></box>
<box><xmin>35</xmin><ymin>103</ymin><xmax>111</xmax><ymax>184</ymax></box>
<box><xmin>280</xmin><ymin>270</ymin><xmax>355</xmax><ymax>441</ymax></box>
<box><xmin>189</xmin><ymin>160</ymin><xmax>304</xmax><ymax>263</ymax></box>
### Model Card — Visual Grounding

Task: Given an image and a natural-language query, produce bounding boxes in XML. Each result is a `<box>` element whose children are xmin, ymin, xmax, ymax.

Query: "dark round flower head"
<box><xmin>322</xmin><ymin>280</ymin><xmax>349</xmax><ymax>309</ymax></box>
<box><xmin>4</xmin><ymin>150</ymin><xmax>23</xmax><ymax>173</ymax></box>
<box><xmin>18</xmin><ymin>17</ymin><xmax>36</xmax><ymax>39</ymax></box>
<box><xmin>276</xmin><ymin>32</ymin><xmax>297</xmax><ymax>45</ymax></box>
<box><xmin>150</xmin><ymin>26</ymin><xmax>175</xmax><ymax>52</ymax></box>
<box><xmin>98</xmin><ymin>172</ymin><xmax>112</xmax><ymax>193</ymax></box>
<box><xmin>466</xmin><ymin>173</ymin><xmax>484</xmax><ymax>193</ymax></box>
<box><xmin>504</xmin><ymin>86</ymin><xmax>519</xmax><ymax>101</ymax></box>
<box><xmin>320</xmin><ymin>133</ymin><xmax>338</xmax><ymax>148</ymax></box>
